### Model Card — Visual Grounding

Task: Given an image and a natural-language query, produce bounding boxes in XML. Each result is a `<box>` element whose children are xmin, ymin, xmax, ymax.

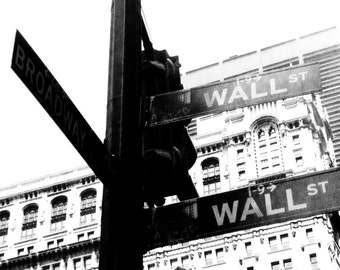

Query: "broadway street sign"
<box><xmin>148</xmin><ymin>63</ymin><xmax>321</xmax><ymax>126</ymax></box>
<box><xmin>11</xmin><ymin>30</ymin><xmax>112</xmax><ymax>187</ymax></box>
<box><xmin>144</xmin><ymin>167</ymin><xmax>340</xmax><ymax>250</ymax></box>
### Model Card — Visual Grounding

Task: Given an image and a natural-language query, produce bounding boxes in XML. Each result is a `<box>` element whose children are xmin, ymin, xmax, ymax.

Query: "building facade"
<box><xmin>182</xmin><ymin>26</ymin><xmax>340</xmax><ymax>166</ymax></box>
<box><xmin>0</xmin><ymin>166</ymin><xmax>103</xmax><ymax>270</ymax></box>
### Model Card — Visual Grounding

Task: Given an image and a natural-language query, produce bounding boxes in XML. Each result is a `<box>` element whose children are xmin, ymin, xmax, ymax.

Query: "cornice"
<box><xmin>0</xmin><ymin>238</ymin><xmax>100</xmax><ymax>268</ymax></box>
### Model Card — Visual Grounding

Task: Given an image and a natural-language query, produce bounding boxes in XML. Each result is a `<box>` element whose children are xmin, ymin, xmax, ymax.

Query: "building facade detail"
<box><xmin>0</xmin><ymin>166</ymin><xmax>102</xmax><ymax>270</ymax></box>
<box><xmin>144</xmin><ymin>27</ymin><xmax>340</xmax><ymax>270</ymax></box>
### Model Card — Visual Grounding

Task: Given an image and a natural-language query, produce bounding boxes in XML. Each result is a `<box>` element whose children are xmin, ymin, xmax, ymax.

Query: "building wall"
<box><xmin>143</xmin><ymin>216</ymin><xmax>338</xmax><ymax>270</ymax></box>
<box><xmin>0</xmin><ymin>166</ymin><xmax>103</xmax><ymax>270</ymax></box>
<box><xmin>189</xmin><ymin>92</ymin><xmax>334</xmax><ymax>196</ymax></box>
<box><xmin>182</xmin><ymin>26</ymin><xmax>340</xmax><ymax>166</ymax></box>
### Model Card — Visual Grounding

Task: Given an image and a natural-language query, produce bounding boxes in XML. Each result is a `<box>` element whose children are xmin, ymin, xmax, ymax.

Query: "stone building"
<box><xmin>182</xmin><ymin>26</ymin><xmax>340</xmax><ymax>166</ymax></box>
<box><xmin>0</xmin><ymin>166</ymin><xmax>102</xmax><ymax>270</ymax></box>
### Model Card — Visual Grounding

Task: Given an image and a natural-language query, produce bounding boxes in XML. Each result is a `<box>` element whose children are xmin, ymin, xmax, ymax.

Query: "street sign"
<box><xmin>11</xmin><ymin>30</ymin><xmax>112</xmax><ymax>188</ymax></box>
<box><xmin>148</xmin><ymin>63</ymin><xmax>321</xmax><ymax>126</ymax></box>
<box><xmin>144</xmin><ymin>167</ymin><xmax>340</xmax><ymax>250</ymax></box>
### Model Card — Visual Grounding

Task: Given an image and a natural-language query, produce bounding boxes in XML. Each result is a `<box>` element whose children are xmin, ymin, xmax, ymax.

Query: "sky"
<box><xmin>0</xmin><ymin>0</ymin><xmax>339</xmax><ymax>187</ymax></box>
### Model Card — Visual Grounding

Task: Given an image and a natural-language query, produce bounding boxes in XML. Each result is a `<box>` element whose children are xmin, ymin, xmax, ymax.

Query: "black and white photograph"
<box><xmin>0</xmin><ymin>1</ymin><xmax>340</xmax><ymax>269</ymax></box>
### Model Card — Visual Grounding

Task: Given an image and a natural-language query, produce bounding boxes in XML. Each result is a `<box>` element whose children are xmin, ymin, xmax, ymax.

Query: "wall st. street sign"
<box><xmin>11</xmin><ymin>30</ymin><xmax>112</xmax><ymax>187</ymax></box>
<box><xmin>144</xmin><ymin>167</ymin><xmax>340</xmax><ymax>250</ymax></box>
<box><xmin>148</xmin><ymin>63</ymin><xmax>321</xmax><ymax>126</ymax></box>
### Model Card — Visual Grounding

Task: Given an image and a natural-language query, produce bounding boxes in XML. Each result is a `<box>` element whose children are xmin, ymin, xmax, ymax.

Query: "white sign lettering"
<box><xmin>211</xmin><ymin>180</ymin><xmax>328</xmax><ymax>226</ymax></box>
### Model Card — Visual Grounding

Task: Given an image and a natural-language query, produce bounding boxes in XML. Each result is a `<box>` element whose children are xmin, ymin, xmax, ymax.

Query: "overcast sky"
<box><xmin>0</xmin><ymin>0</ymin><xmax>339</xmax><ymax>187</ymax></box>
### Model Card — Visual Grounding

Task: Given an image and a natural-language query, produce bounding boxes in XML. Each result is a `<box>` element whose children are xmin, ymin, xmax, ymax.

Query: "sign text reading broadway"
<box><xmin>11</xmin><ymin>30</ymin><xmax>111</xmax><ymax>186</ymax></box>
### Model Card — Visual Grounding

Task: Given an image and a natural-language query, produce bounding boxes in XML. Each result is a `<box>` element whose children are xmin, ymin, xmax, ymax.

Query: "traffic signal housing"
<box><xmin>142</xmin><ymin>50</ymin><xmax>198</xmax><ymax>207</ymax></box>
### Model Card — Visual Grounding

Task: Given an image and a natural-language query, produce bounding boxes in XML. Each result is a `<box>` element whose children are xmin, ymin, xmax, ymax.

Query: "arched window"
<box><xmin>50</xmin><ymin>196</ymin><xmax>67</xmax><ymax>232</ymax></box>
<box><xmin>0</xmin><ymin>211</ymin><xmax>9</xmax><ymax>244</ymax></box>
<box><xmin>22</xmin><ymin>204</ymin><xmax>38</xmax><ymax>239</ymax></box>
<box><xmin>202</xmin><ymin>158</ymin><xmax>221</xmax><ymax>195</ymax></box>
<box><xmin>80</xmin><ymin>189</ymin><xmax>97</xmax><ymax>225</ymax></box>
<box><xmin>253</xmin><ymin>121</ymin><xmax>284</xmax><ymax>177</ymax></box>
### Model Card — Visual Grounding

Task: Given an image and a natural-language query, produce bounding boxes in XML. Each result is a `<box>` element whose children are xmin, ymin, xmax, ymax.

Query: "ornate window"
<box><xmin>253</xmin><ymin>121</ymin><xmax>284</xmax><ymax>177</ymax></box>
<box><xmin>310</xmin><ymin>253</ymin><xmax>318</xmax><ymax>269</ymax></box>
<box><xmin>170</xmin><ymin>258</ymin><xmax>178</xmax><ymax>270</ymax></box>
<box><xmin>21</xmin><ymin>204</ymin><xmax>38</xmax><ymax>239</ymax></box>
<box><xmin>283</xmin><ymin>259</ymin><xmax>293</xmax><ymax>270</ymax></box>
<box><xmin>271</xmin><ymin>261</ymin><xmax>280</xmax><ymax>270</ymax></box>
<box><xmin>202</xmin><ymin>158</ymin><xmax>221</xmax><ymax>195</ymax></box>
<box><xmin>204</xmin><ymin>250</ymin><xmax>213</xmax><ymax>266</ymax></box>
<box><xmin>0</xmin><ymin>211</ymin><xmax>9</xmax><ymax>245</ymax></box>
<box><xmin>50</xmin><ymin>196</ymin><xmax>67</xmax><ymax>232</ymax></box>
<box><xmin>245</xmin><ymin>241</ymin><xmax>252</xmax><ymax>257</ymax></box>
<box><xmin>269</xmin><ymin>236</ymin><xmax>278</xmax><ymax>251</ymax></box>
<box><xmin>80</xmin><ymin>189</ymin><xmax>97</xmax><ymax>225</ymax></box>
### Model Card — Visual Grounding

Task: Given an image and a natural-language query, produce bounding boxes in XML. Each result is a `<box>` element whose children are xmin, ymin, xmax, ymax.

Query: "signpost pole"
<box><xmin>99</xmin><ymin>0</ymin><xmax>143</xmax><ymax>270</ymax></box>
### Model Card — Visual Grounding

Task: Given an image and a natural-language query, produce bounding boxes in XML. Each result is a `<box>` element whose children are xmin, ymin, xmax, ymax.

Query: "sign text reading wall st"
<box><xmin>149</xmin><ymin>63</ymin><xmax>321</xmax><ymax>126</ymax></box>
<box><xmin>145</xmin><ymin>167</ymin><xmax>340</xmax><ymax>250</ymax></box>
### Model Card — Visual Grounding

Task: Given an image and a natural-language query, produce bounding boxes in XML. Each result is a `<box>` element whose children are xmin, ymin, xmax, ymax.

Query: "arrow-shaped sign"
<box><xmin>11</xmin><ymin>30</ymin><xmax>113</xmax><ymax>188</ymax></box>
<box><xmin>148</xmin><ymin>63</ymin><xmax>321</xmax><ymax>127</ymax></box>
<box><xmin>144</xmin><ymin>167</ymin><xmax>340</xmax><ymax>250</ymax></box>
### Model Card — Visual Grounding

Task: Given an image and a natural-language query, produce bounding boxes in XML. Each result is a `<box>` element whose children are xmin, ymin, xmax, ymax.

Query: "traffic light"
<box><xmin>142</xmin><ymin>50</ymin><xmax>198</xmax><ymax>207</ymax></box>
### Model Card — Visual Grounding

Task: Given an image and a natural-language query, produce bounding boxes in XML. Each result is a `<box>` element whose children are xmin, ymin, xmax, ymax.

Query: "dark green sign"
<box><xmin>145</xmin><ymin>167</ymin><xmax>340</xmax><ymax>250</ymax></box>
<box><xmin>11</xmin><ymin>30</ymin><xmax>111</xmax><ymax>188</ymax></box>
<box><xmin>149</xmin><ymin>63</ymin><xmax>321</xmax><ymax>126</ymax></box>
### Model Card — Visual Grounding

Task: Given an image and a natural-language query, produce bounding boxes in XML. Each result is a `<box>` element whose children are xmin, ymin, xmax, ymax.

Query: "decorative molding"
<box><xmin>226</xmin><ymin>112</ymin><xmax>245</xmax><ymax>123</ymax></box>
<box><xmin>2</xmin><ymin>238</ymin><xmax>100</xmax><ymax>268</ymax></box>
<box><xmin>13</xmin><ymin>237</ymin><xmax>38</xmax><ymax>247</ymax></box>
<box><xmin>232</xmin><ymin>243</ymin><xmax>237</xmax><ymax>250</ymax></box>
<box><xmin>197</xmin><ymin>142</ymin><xmax>224</xmax><ymax>155</ymax></box>
<box><xmin>47</xmin><ymin>189</ymin><xmax>71</xmax><ymax>197</ymax></box>
<box><xmin>19</xmin><ymin>196</ymin><xmax>43</xmax><ymax>204</ymax></box>
<box><xmin>43</xmin><ymin>230</ymin><xmax>68</xmax><ymax>240</ymax></box>
<box><xmin>283</xmin><ymin>98</ymin><xmax>298</xmax><ymax>108</ymax></box>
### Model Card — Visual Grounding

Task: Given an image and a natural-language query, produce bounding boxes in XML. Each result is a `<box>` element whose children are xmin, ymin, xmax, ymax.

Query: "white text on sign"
<box><xmin>212</xmin><ymin>180</ymin><xmax>329</xmax><ymax>226</ymax></box>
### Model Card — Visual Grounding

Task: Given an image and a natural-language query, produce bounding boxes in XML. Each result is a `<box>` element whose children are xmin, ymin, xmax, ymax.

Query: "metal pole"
<box><xmin>100</xmin><ymin>0</ymin><xmax>143</xmax><ymax>269</ymax></box>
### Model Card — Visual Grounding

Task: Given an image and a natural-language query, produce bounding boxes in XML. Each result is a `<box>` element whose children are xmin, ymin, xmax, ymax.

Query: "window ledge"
<box><xmin>73</xmin><ymin>222</ymin><xmax>98</xmax><ymax>232</ymax></box>
<box><xmin>203</xmin><ymin>261</ymin><xmax>226</xmax><ymax>268</ymax></box>
<box><xmin>301</xmin><ymin>241</ymin><xmax>321</xmax><ymax>251</ymax></box>
<box><xmin>14</xmin><ymin>238</ymin><xmax>38</xmax><ymax>247</ymax></box>
<box><xmin>241</xmin><ymin>254</ymin><xmax>259</xmax><ymax>260</ymax></box>
<box><xmin>268</xmin><ymin>247</ymin><xmax>292</xmax><ymax>254</ymax></box>
<box><xmin>0</xmin><ymin>244</ymin><xmax>9</xmax><ymax>250</ymax></box>
<box><xmin>0</xmin><ymin>203</ymin><xmax>14</xmax><ymax>209</ymax></box>
<box><xmin>43</xmin><ymin>230</ymin><xmax>67</xmax><ymax>239</ymax></box>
